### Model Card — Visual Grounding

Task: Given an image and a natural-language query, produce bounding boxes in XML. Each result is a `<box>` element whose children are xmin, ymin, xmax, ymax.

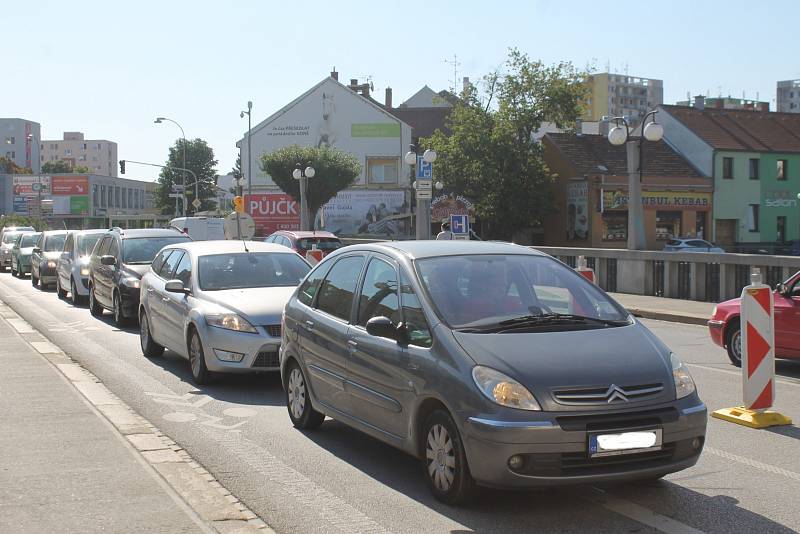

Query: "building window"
<box><xmin>655</xmin><ymin>211</ymin><xmax>682</xmax><ymax>240</ymax></box>
<box><xmin>92</xmin><ymin>185</ymin><xmax>98</xmax><ymax>207</ymax></box>
<box><xmin>65</xmin><ymin>149</ymin><xmax>72</xmax><ymax>156</ymax></box>
<box><xmin>5</xmin><ymin>151</ymin><xmax>15</xmax><ymax>159</ymax></box>
<box><xmin>777</xmin><ymin>216</ymin><xmax>787</xmax><ymax>242</ymax></box>
<box><xmin>100</xmin><ymin>185</ymin><xmax>107</xmax><ymax>208</ymax></box>
<box><xmin>128</xmin><ymin>189</ymin><xmax>133</xmax><ymax>209</ymax></box>
<box><xmin>82</xmin><ymin>143</ymin><xmax>87</xmax><ymax>150</ymax></box>
<box><xmin>50</xmin><ymin>143</ymin><xmax>58</xmax><ymax>150</ymax></box>
<box><xmin>78</xmin><ymin>155</ymin><xmax>86</xmax><ymax>161</ymax></box>
<box><xmin>601</xmin><ymin>212</ymin><xmax>628</xmax><ymax>241</ymax></box>
<box><xmin>722</xmin><ymin>157</ymin><xmax>733</xmax><ymax>179</ymax></box>
<box><xmin>94</xmin><ymin>143</ymin><xmax>102</xmax><ymax>150</ymax></box>
<box><xmin>122</xmin><ymin>188</ymin><xmax>127</xmax><ymax>209</ymax></box>
<box><xmin>777</xmin><ymin>159</ymin><xmax>788</xmax><ymax>181</ymax></box>
<box><xmin>748</xmin><ymin>158</ymin><xmax>759</xmax><ymax>180</ymax></box>
<box><xmin>4</xmin><ymin>136</ymin><xmax>15</xmax><ymax>144</ymax></box>
<box><xmin>366</xmin><ymin>157</ymin><xmax>399</xmax><ymax>184</ymax></box>
<box><xmin>748</xmin><ymin>204</ymin><xmax>759</xmax><ymax>232</ymax></box>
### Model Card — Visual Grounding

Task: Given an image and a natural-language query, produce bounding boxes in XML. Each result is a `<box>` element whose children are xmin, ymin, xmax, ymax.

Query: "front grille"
<box><xmin>553</xmin><ymin>383</ymin><xmax>664</xmax><ymax>405</ymax></box>
<box><xmin>517</xmin><ymin>442</ymin><xmax>679</xmax><ymax>477</ymax></box>
<box><xmin>555</xmin><ymin>407</ymin><xmax>679</xmax><ymax>432</ymax></box>
<box><xmin>252</xmin><ymin>350</ymin><xmax>279</xmax><ymax>368</ymax></box>
<box><xmin>263</xmin><ymin>324</ymin><xmax>281</xmax><ymax>338</ymax></box>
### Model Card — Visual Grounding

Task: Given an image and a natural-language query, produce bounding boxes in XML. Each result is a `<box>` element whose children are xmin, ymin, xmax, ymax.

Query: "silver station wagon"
<box><xmin>280</xmin><ymin>241</ymin><xmax>707</xmax><ymax>504</ymax></box>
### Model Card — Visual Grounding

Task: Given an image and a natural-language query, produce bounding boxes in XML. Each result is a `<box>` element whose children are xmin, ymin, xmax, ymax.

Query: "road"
<box><xmin>1</xmin><ymin>271</ymin><xmax>799</xmax><ymax>534</ymax></box>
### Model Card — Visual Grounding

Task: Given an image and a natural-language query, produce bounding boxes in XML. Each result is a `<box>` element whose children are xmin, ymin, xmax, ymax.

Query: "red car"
<box><xmin>264</xmin><ymin>231</ymin><xmax>343</xmax><ymax>259</ymax></box>
<box><xmin>708</xmin><ymin>270</ymin><xmax>800</xmax><ymax>366</ymax></box>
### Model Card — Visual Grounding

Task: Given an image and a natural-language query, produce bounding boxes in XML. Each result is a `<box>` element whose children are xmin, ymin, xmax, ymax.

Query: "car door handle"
<box><xmin>161</xmin><ymin>297</ymin><xmax>170</xmax><ymax>302</ymax></box>
<box><xmin>147</xmin><ymin>288</ymin><xmax>154</xmax><ymax>293</ymax></box>
<box><xmin>347</xmin><ymin>340</ymin><xmax>358</xmax><ymax>352</ymax></box>
<box><xmin>305</xmin><ymin>320</ymin><xmax>315</xmax><ymax>330</ymax></box>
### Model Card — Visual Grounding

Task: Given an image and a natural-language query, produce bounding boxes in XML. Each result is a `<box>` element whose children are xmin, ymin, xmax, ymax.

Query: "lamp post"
<box><xmin>292</xmin><ymin>163</ymin><xmax>315</xmax><ymax>231</ymax></box>
<box><xmin>26</xmin><ymin>133</ymin><xmax>42</xmax><ymax>220</ymax></box>
<box><xmin>405</xmin><ymin>145</ymin><xmax>437</xmax><ymax>240</ymax></box>
<box><xmin>607</xmin><ymin>110</ymin><xmax>664</xmax><ymax>250</ymax></box>
<box><xmin>154</xmin><ymin>117</ymin><xmax>187</xmax><ymax>216</ymax></box>
<box><xmin>240</xmin><ymin>101</ymin><xmax>253</xmax><ymax>210</ymax></box>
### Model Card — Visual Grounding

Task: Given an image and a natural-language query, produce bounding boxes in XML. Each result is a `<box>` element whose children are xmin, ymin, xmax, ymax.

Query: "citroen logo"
<box><xmin>605</xmin><ymin>384</ymin><xmax>629</xmax><ymax>403</ymax></box>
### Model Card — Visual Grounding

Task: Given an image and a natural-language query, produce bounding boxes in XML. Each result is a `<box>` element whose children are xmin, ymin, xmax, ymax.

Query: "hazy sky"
<box><xmin>4</xmin><ymin>0</ymin><xmax>795</xmax><ymax>182</ymax></box>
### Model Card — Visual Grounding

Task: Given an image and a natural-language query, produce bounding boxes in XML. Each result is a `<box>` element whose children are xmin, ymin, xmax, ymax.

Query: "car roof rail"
<box><xmin>109</xmin><ymin>226</ymin><xmax>124</xmax><ymax>233</ymax></box>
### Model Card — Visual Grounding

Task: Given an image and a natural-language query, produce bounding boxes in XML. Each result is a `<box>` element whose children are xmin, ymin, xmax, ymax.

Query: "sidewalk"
<box><xmin>609</xmin><ymin>292</ymin><xmax>715</xmax><ymax>326</ymax></box>
<box><xmin>0</xmin><ymin>314</ymin><xmax>209</xmax><ymax>533</ymax></box>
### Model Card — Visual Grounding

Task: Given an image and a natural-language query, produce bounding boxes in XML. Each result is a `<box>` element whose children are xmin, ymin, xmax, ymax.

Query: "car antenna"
<box><xmin>235</xmin><ymin>211</ymin><xmax>249</xmax><ymax>253</ymax></box>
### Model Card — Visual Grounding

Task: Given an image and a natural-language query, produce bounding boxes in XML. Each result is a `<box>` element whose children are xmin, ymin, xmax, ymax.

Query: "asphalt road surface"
<box><xmin>1</xmin><ymin>272</ymin><xmax>798</xmax><ymax>534</ymax></box>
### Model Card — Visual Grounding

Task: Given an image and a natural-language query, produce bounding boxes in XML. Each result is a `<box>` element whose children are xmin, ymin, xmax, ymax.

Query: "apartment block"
<box><xmin>1</xmin><ymin>118</ymin><xmax>42</xmax><ymax>173</ymax></box>
<box><xmin>40</xmin><ymin>132</ymin><xmax>118</xmax><ymax>177</ymax></box>
<box><xmin>777</xmin><ymin>79</ymin><xmax>800</xmax><ymax>113</ymax></box>
<box><xmin>584</xmin><ymin>73</ymin><xmax>664</xmax><ymax>125</ymax></box>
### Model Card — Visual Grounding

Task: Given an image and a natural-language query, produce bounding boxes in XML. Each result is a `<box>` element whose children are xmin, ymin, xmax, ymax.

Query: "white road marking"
<box><xmin>704</xmin><ymin>446</ymin><xmax>800</xmax><ymax>482</ymax></box>
<box><xmin>222</xmin><ymin>407</ymin><xmax>257</xmax><ymax>418</ymax></box>
<box><xmin>7</xmin><ymin>318</ymin><xmax>35</xmax><ymax>333</ymax></box>
<box><xmin>30</xmin><ymin>341</ymin><xmax>60</xmax><ymax>354</ymax></box>
<box><xmin>598</xmin><ymin>493</ymin><xmax>705</xmax><ymax>534</ymax></box>
<box><xmin>164</xmin><ymin>412</ymin><xmax>199</xmax><ymax>423</ymax></box>
<box><xmin>146</xmin><ymin>391</ymin><xmax>214</xmax><ymax>409</ymax></box>
<box><xmin>686</xmin><ymin>363</ymin><xmax>800</xmax><ymax>387</ymax></box>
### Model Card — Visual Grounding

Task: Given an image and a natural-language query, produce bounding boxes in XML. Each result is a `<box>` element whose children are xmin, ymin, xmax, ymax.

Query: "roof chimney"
<box><xmin>330</xmin><ymin>67</ymin><xmax>338</xmax><ymax>81</ymax></box>
<box><xmin>693</xmin><ymin>95</ymin><xmax>705</xmax><ymax>110</ymax></box>
<box><xmin>598</xmin><ymin>117</ymin><xmax>611</xmax><ymax>136</ymax></box>
<box><xmin>385</xmin><ymin>87</ymin><xmax>393</xmax><ymax>109</ymax></box>
<box><xmin>462</xmin><ymin>76</ymin><xmax>470</xmax><ymax>95</ymax></box>
<box><xmin>350</xmin><ymin>78</ymin><xmax>358</xmax><ymax>87</ymax></box>
<box><xmin>759</xmin><ymin>102</ymin><xmax>769</xmax><ymax>112</ymax></box>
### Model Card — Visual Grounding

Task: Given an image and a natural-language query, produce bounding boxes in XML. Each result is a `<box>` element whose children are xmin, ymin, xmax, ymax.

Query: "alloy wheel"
<box><xmin>287</xmin><ymin>368</ymin><xmax>307</xmax><ymax>420</ymax></box>
<box><xmin>140</xmin><ymin>314</ymin><xmax>150</xmax><ymax>352</ymax></box>
<box><xmin>190</xmin><ymin>333</ymin><xmax>202</xmax><ymax>377</ymax></box>
<box><xmin>71</xmin><ymin>279</ymin><xmax>78</xmax><ymax>305</ymax></box>
<box><xmin>731</xmin><ymin>329</ymin><xmax>742</xmax><ymax>364</ymax></box>
<box><xmin>426</xmin><ymin>424</ymin><xmax>456</xmax><ymax>492</ymax></box>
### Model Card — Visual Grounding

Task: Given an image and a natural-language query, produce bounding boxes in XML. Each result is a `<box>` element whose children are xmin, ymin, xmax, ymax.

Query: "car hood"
<box><xmin>122</xmin><ymin>264</ymin><xmax>151</xmax><ymax>278</ymax></box>
<box><xmin>197</xmin><ymin>286</ymin><xmax>296</xmax><ymax>325</ymax></box>
<box><xmin>19</xmin><ymin>247</ymin><xmax>34</xmax><ymax>256</ymax></box>
<box><xmin>43</xmin><ymin>251</ymin><xmax>62</xmax><ymax>260</ymax></box>
<box><xmin>452</xmin><ymin>323</ymin><xmax>674</xmax><ymax>410</ymax></box>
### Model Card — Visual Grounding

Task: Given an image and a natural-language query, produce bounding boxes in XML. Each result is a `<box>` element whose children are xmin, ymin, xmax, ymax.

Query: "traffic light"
<box><xmin>119</xmin><ymin>160</ymin><xmax>125</xmax><ymax>174</ymax></box>
<box><xmin>233</xmin><ymin>196</ymin><xmax>244</xmax><ymax>213</ymax></box>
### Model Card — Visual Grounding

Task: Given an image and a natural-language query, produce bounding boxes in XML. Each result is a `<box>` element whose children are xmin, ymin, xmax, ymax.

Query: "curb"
<box><xmin>0</xmin><ymin>299</ymin><xmax>274</xmax><ymax>534</ymax></box>
<box><xmin>626</xmin><ymin>307</ymin><xmax>709</xmax><ymax>326</ymax></box>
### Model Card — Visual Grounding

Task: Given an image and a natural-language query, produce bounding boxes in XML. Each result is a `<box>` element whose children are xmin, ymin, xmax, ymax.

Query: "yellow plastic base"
<box><xmin>711</xmin><ymin>406</ymin><xmax>793</xmax><ymax>429</ymax></box>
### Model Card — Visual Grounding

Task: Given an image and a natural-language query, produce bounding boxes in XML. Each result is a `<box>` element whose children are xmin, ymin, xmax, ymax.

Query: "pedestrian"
<box><xmin>436</xmin><ymin>220</ymin><xmax>453</xmax><ymax>240</ymax></box>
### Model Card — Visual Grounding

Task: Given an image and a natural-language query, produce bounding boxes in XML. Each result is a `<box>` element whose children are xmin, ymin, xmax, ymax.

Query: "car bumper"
<box><xmin>39</xmin><ymin>265</ymin><xmax>58</xmax><ymax>284</ymax></box>
<box><xmin>16</xmin><ymin>258</ymin><xmax>31</xmax><ymax>273</ymax></box>
<box><xmin>459</xmin><ymin>400</ymin><xmax>707</xmax><ymax>489</ymax></box>
<box><xmin>199</xmin><ymin>322</ymin><xmax>282</xmax><ymax>374</ymax></box>
<box><xmin>74</xmin><ymin>276</ymin><xmax>91</xmax><ymax>296</ymax></box>
<box><xmin>708</xmin><ymin>320</ymin><xmax>725</xmax><ymax>347</ymax></box>
<box><xmin>119</xmin><ymin>286</ymin><xmax>141</xmax><ymax>317</ymax></box>
<box><xmin>1</xmin><ymin>254</ymin><xmax>11</xmax><ymax>267</ymax></box>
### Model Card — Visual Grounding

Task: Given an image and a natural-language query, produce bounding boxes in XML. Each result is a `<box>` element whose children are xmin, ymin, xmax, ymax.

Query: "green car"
<box><xmin>11</xmin><ymin>232</ymin><xmax>41</xmax><ymax>277</ymax></box>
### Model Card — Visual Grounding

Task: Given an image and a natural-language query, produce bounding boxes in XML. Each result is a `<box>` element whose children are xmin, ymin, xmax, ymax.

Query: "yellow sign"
<box><xmin>603</xmin><ymin>191</ymin><xmax>711</xmax><ymax>210</ymax></box>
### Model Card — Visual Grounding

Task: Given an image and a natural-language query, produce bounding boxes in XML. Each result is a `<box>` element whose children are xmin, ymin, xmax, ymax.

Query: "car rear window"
<box><xmin>21</xmin><ymin>234</ymin><xmax>39</xmax><ymax>247</ymax></box>
<box><xmin>2</xmin><ymin>233</ymin><xmax>19</xmax><ymax>244</ymax></box>
<box><xmin>44</xmin><ymin>233</ymin><xmax>67</xmax><ymax>252</ymax></box>
<box><xmin>296</xmin><ymin>237</ymin><xmax>342</xmax><ymax>252</ymax></box>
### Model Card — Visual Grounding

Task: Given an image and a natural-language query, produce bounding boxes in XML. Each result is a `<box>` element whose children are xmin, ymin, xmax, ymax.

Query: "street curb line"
<box><xmin>627</xmin><ymin>307</ymin><xmax>709</xmax><ymax>326</ymax></box>
<box><xmin>0</xmin><ymin>300</ymin><xmax>274</xmax><ymax>534</ymax></box>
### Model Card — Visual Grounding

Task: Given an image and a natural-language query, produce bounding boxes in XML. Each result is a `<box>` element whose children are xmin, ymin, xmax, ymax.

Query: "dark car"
<box><xmin>265</xmin><ymin>230</ymin><xmax>343</xmax><ymax>259</ymax></box>
<box><xmin>280</xmin><ymin>241</ymin><xmax>706</xmax><ymax>504</ymax></box>
<box><xmin>31</xmin><ymin>230</ymin><xmax>69</xmax><ymax>289</ymax></box>
<box><xmin>88</xmin><ymin>227</ymin><xmax>191</xmax><ymax>325</ymax></box>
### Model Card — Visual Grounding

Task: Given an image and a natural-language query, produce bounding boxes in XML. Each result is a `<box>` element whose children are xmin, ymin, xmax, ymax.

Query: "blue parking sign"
<box><xmin>450</xmin><ymin>214</ymin><xmax>468</xmax><ymax>234</ymax></box>
<box><xmin>416</xmin><ymin>156</ymin><xmax>433</xmax><ymax>179</ymax></box>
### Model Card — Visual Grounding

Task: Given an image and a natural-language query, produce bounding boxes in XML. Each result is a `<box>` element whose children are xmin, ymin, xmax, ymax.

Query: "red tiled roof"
<box><xmin>545</xmin><ymin>133</ymin><xmax>704</xmax><ymax>178</ymax></box>
<box><xmin>662</xmin><ymin>105</ymin><xmax>800</xmax><ymax>153</ymax></box>
<box><xmin>389</xmin><ymin>107</ymin><xmax>452</xmax><ymax>139</ymax></box>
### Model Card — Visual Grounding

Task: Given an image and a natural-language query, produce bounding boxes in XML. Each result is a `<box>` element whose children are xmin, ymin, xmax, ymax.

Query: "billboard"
<box><xmin>567</xmin><ymin>182</ymin><xmax>589</xmax><ymax>240</ymax></box>
<box><xmin>317</xmin><ymin>189</ymin><xmax>409</xmax><ymax>237</ymax></box>
<box><xmin>52</xmin><ymin>175</ymin><xmax>89</xmax><ymax>196</ymax></box>
<box><xmin>246</xmin><ymin>193</ymin><xmax>300</xmax><ymax>235</ymax></box>
<box><xmin>430</xmin><ymin>192</ymin><xmax>475</xmax><ymax>223</ymax></box>
<box><xmin>12</xmin><ymin>175</ymin><xmax>51</xmax><ymax>196</ymax></box>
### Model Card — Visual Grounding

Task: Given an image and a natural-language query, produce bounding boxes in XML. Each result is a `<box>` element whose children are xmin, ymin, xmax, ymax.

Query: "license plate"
<box><xmin>589</xmin><ymin>428</ymin><xmax>662</xmax><ymax>458</ymax></box>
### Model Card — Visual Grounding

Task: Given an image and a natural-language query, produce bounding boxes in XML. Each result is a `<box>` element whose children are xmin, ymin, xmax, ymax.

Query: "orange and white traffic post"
<box><xmin>575</xmin><ymin>255</ymin><xmax>595</xmax><ymax>284</ymax></box>
<box><xmin>305</xmin><ymin>244</ymin><xmax>324</xmax><ymax>266</ymax></box>
<box><xmin>712</xmin><ymin>268</ymin><xmax>792</xmax><ymax>429</ymax></box>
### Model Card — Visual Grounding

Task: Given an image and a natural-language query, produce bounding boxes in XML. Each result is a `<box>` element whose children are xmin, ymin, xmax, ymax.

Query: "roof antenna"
<box><xmin>234</xmin><ymin>210</ymin><xmax>249</xmax><ymax>252</ymax></box>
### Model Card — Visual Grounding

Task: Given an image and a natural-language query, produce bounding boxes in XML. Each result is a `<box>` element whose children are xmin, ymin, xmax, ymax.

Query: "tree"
<box><xmin>73</xmin><ymin>165</ymin><xmax>92</xmax><ymax>173</ymax></box>
<box><xmin>422</xmin><ymin>49</ymin><xmax>588</xmax><ymax>240</ymax></box>
<box><xmin>41</xmin><ymin>160</ymin><xmax>74</xmax><ymax>173</ymax></box>
<box><xmin>155</xmin><ymin>139</ymin><xmax>219</xmax><ymax>215</ymax></box>
<box><xmin>260</xmin><ymin>145</ymin><xmax>361</xmax><ymax>229</ymax></box>
<box><xmin>0</xmin><ymin>157</ymin><xmax>31</xmax><ymax>174</ymax></box>
<box><xmin>0</xmin><ymin>214</ymin><xmax>47</xmax><ymax>231</ymax></box>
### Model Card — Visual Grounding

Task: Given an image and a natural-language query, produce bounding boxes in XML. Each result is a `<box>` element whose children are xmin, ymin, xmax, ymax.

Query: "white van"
<box><xmin>169</xmin><ymin>217</ymin><xmax>225</xmax><ymax>241</ymax></box>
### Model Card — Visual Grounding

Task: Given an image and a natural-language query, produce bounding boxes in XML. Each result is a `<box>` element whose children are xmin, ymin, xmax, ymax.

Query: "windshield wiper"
<box><xmin>456</xmin><ymin>313</ymin><xmax>629</xmax><ymax>333</ymax></box>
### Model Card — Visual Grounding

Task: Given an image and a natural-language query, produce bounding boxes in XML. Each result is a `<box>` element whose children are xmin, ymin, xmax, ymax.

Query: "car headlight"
<box><xmin>206</xmin><ymin>313</ymin><xmax>257</xmax><ymax>333</ymax></box>
<box><xmin>47</xmin><ymin>260</ymin><xmax>56</xmax><ymax>268</ymax></box>
<box><xmin>80</xmin><ymin>267</ymin><xmax>90</xmax><ymax>277</ymax></box>
<box><xmin>121</xmin><ymin>278</ymin><xmax>140</xmax><ymax>289</ymax></box>
<box><xmin>671</xmin><ymin>353</ymin><xmax>696</xmax><ymax>399</ymax></box>
<box><xmin>472</xmin><ymin>366</ymin><xmax>541</xmax><ymax>411</ymax></box>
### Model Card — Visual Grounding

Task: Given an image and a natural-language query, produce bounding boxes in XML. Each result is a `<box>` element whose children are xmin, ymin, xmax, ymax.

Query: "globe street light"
<box><xmin>154</xmin><ymin>117</ymin><xmax>187</xmax><ymax>216</ymax></box>
<box><xmin>240</xmin><ymin>101</ymin><xmax>253</xmax><ymax>208</ymax></box>
<box><xmin>606</xmin><ymin>110</ymin><xmax>663</xmax><ymax>250</ymax></box>
<box><xmin>293</xmin><ymin>163</ymin><xmax>315</xmax><ymax>230</ymax></box>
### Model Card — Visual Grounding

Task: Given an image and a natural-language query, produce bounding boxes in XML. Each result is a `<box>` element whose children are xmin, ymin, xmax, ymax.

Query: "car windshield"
<box><xmin>21</xmin><ymin>234</ymin><xmax>40</xmax><ymax>247</ymax></box>
<box><xmin>415</xmin><ymin>254</ymin><xmax>629</xmax><ymax>329</ymax></box>
<box><xmin>2</xmin><ymin>233</ymin><xmax>19</xmax><ymax>244</ymax></box>
<box><xmin>122</xmin><ymin>236</ymin><xmax>191</xmax><ymax>264</ymax></box>
<box><xmin>77</xmin><ymin>233</ymin><xmax>103</xmax><ymax>256</ymax></box>
<box><xmin>296</xmin><ymin>237</ymin><xmax>342</xmax><ymax>252</ymax></box>
<box><xmin>44</xmin><ymin>233</ymin><xmax>67</xmax><ymax>252</ymax></box>
<box><xmin>198</xmin><ymin>252</ymin><xmax>310</xmax><ymax>291</ymax></box>
<box><xmin>666</xmin><ymin>240</ymin><xmax>682</xmax><ymax>246</ymax></box>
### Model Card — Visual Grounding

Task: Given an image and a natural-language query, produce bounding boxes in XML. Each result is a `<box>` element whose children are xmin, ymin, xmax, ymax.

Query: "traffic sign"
<box><xmin>415</xmin><ymin>179</ymin><xmax>433</xmax><ymax>200</ymax></box>
<box><xmin>172</xmin><ymin>185</ymin><xmax>185</xmax><ymax>192</ymax></box>
<box><xmin>192</xmin><ymin>198</ymin><xmax>202</xmax><ymax>209</ymax></box>
<box><xmin>416</xmin><ymin>156</ymin><xmax>433</xmax><ymax>179</ymax></box>
<box><xmin>168</xmin><ymin>193</ymin><xmax>183</xmax><ymax>199</ymax></box>
<box><xmin>224</xmin><ymin>212</ymin><xmax>256</xmax><ymax>240</ymax></box>
<box><xmin>450</xmin><ymin>214</ymin><xmax>469</xmax><ymax>235</ymax></box>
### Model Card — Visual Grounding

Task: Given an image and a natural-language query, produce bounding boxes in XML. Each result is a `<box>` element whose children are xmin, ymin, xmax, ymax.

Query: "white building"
<box><xmin>40</xmin><ymin>132</ymin><xmax>119</xmax><ymax>177</ymax></box>
<box><xmin>777</xmin><ymin>79</ymin><xmax>800</xmax><ymax>113</ymax></box>
<box><xmin>1</xmin><ymin>118</ymin><xmax>42</xmax><ymax>173</ymax></box>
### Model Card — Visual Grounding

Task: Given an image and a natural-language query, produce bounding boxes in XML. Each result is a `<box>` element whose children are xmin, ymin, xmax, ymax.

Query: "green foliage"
<box><xmin>0</xmin><ymin>214</ymin><xmax>47</xmax><ymax>231</ymax></box>
<box><xmin>422</xmin><ymin>49</ymin><xmax>588</xmax><ymax>240</ymax></box>
<box><xmin>41</xmin><ymin>160</ymin><xmax>74</xmax><ymax>173</ymax></box>
<box><xmin>73</xmin><ymin>165</ymin><xmax>93</xmax><ymax>173</ymax></box>
<box><xmin>260</xmin><ymin>145</ymin><xmax>361</xmax><ymax>216</ymax></box>
<box><xmin>156</xmin><ymin>139</ymin><xmax>219</xmax><ymax>215</ymax></box>
<box><xmin>231</xmin><ymin>153</ymin><xmax>243</xmax><ymax>182</ymax></box>
<box><xmin>0</xmin><ymin>156</ymin><xmax>32</xmax><ymax>174</ymax></box>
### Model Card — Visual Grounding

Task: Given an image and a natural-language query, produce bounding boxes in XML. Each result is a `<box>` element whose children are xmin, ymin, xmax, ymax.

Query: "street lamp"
<box><xmin>406</xmin><ymin>145</ymin><xmax>438</xmax><ymax>239</ymax></box>
<box><xmin>240</xmin><ymin>101</ymin><xmax>253</xmax><ymax>208</ymax></box>
<box><xmin>154</xmin><ymin>117</ymin><xmax>187</xmax><ymax>216</ymax></box>
<box><xmin>26</xmin><ymin>133</ymin><xmax>43</xmax><ymax>220</ymax></box>
<box><xmin>292</xmin><ymin>163</ymin><xmax>315</xmax><ymax>231</ymax></box>
<box><xmin>607</xmin><ymin>110</ymin><xmax>663</xmax><ymax>250</ymax></box>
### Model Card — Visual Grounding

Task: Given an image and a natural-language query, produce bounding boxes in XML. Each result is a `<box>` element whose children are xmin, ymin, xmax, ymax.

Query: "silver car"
<box><xmin>56</xmin><ymin>229</ymin><xmax>106</xmax><ymax>304</ymax></box>
<box><xmin>31</xmin><ymin>230</ymin><xmax>69</xmax><ymax>289</ymax></box>
<box><xmin>281</xmin><ymin>241</ymin><xmax>707</xmax><ymax>504</ymax></box>
<box><xmin>663</xmin><ymin>238</ymin><xmax>724</xmax><ymax>253</ymax></box>
<box><xmin>138</xmin><ymin>241</ymin><xmax>311</xmax><ymax>384</ymax></box>
<box><xmin>1</xmin><ymin>227</ymin><xmax>34</xmax><ymax>270</ymax></box>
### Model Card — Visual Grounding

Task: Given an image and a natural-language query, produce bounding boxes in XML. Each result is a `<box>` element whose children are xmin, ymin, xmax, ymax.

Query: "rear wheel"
<box><xmin>725</xmin><ymin>319</ymin><xmax>742</xmax><ymax>367</ymax></box>
<box><xmin>286</xmin><ymin>361</ymin><xmax>325</xmax><ymax>430</ymax></box>
<box><xmin>422</xmin><ymin>409</ymin><xmax>477</xmax><ymax>505</ymax></box>
<box><xmin>139</xmin><ymin>311</ymin><xmax>164</xmax><ymax>358</ymax></box>
<box><xmin>11</xmin><ymin>264</ymin><xmax>17</xmax><ymax>277</ymax></box>
<box><xmin>189</xmin><ymin>329</ymin><xmax>212</xmax><ymax>385</ymax></box>
<box><xmin>31</xmin><ymin>269</ymin><xmax>39</xmax><ymax>287</ymax></box>
<box><xmin>89</xmin><ymin>285</ymin><xmax>103</xmax><ymax>317</ymax></box>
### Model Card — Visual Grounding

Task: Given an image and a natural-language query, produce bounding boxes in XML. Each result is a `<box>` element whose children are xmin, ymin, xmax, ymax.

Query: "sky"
<box><xmin>3</xmin><ymin>0</ymin><xmax>796</xmax><ymax>183</ymax></box>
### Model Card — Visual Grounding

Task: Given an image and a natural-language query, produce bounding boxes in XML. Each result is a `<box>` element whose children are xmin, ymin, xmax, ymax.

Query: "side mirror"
<box><xmin>100</xmin><ymin>255</ymin><xmax>116</xmax><ymax>266</ymax></box>
<box><xmin>164</xmin><ymin>279</ymin><xmax>189</xmax><ymax>294</ymax></box>
<box><xmin>32</xmin><ymin>247</ymin><xmax>41</xmax><ymax>254</ymax></box>
<box><xmin>365</xmin><ymin>316</ymin><xmax>408</xmax><ymax>344</ymax></box>
<box><xmin>776</xmin><ymin>282</ymin><xmax>787</xmax><ymax>295</ymax></box>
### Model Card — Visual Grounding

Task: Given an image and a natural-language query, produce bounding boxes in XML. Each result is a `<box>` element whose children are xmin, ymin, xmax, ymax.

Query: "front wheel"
<box><xmin>71</xmin><ymin>278</ymin><xmax>83</xmax><ymax>305</ymax></box>
<box><xmin>113</xmin><ymin>292</ymin><xmax>128</xmax><ymax>326</ymax></box>
<box><xmin>57</xmin><ymin>278</ymin><xmax>68</xmax><ymax>299</ymax></box>
<box><xmin>139</xmin><ymin>311</ymin><xmax>164</xmax><ymax>358</ymax></box>
<box><xmin>189</xmin><ymin>329</ymin><xmax>213</xmax><ymax>385</ymax></box>
<box><xmin>285</xmin><ymin>362</ymin><xmax>325</xmax><ymax>429</ymax></box>
<box><xmin>725</xmin><ymin>319</ymin><xmax>742</xmax><ymax>367</ymax></box>
<box><xmin>31</xmin><ymin>270</ymin><xmax>38</xmax><ymax>287</ymax></box>
<box><xmin>89</xmin><ymin>286</ymin><xmax>104</xmax><ymax>317</ymax></box>
<box><xmin>422</xmin><ymin>409</ymin><xmax>477</xmax><ymax>505</ymax></box>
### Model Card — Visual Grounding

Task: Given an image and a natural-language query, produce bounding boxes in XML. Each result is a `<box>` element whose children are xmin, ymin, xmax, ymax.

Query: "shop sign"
<box><xmin>567</xmin><ymin>182</ymin><xmax>588</xmax><ymax>240</ymax></box>
<box><xmin>12</xmin><ymin>175</ymin><xmax>51</xmax><ymax>197</ymax></box>
<box><xmin>52</xmin><ymin>175</ymin><xmax>89</xmax><ymax>195</ymax></box>
<box><xmin>763</xmin><ymin>190</ymin><xmax>798</xmax><ymax>208</ymax></box>
<box><xmin>602</xmin><ymin>190</ymin><xmax>711</xmax><ymax>210</ymax></box>
<box><xmin>245</xmin><ymin>193</ymin><xmax>300</xmax><ymax>235</ymax></box>
<box><xmin>431</xmin><ymin>192</ymin><xmax>475</xmax><ymax>223</ymax></box>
